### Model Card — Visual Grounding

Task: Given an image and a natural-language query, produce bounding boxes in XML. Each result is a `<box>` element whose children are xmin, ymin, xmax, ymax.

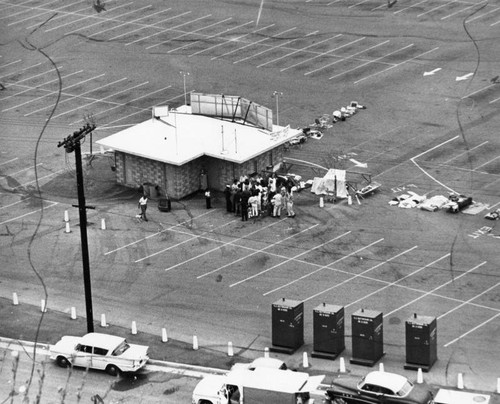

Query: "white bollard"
<box><xmin>12</xmin><ymin>292</ymin><xmax>19</xmax><ymax>306</ymax></box>
<box><xmin>417</xmin><ymin>368</ymin><xmax>423</xmax><ymax>384</ymax></box>
<box><xmin>131</xmin><ymin>321</ymin><xmax>137</xmax><ymax>335</ymax></box>
<box><xmin>101</xmin><ymin>218</ymin><xmax>106</xmax><ymax>230</ymax></box>
<box><xmin>302</xmin><ymin>352</ymin><xmax>309</xmax><ymax>368</ymax></box>
<box><xmin>264</xmin><ymin>347</ymin><xmax>269</xmax><ymax>358</ymax></box>
<box><xmin>228</xmin><ymin>341</ymin><xmax>234</xmax><ymax>357</ymax></box>
<box><xmin>41</xmin><ymin>299</ymin><xmax>47</xmax><ymax>313</ymax></box>
<box><xmin>70</xmin><ymin>307</ymin><xmax>77</xmax><ymax>320</ymax></box>
<box><xmin>457</xmin><ymin>373</ymin><xmax>464</xmax><ymax>389</ymax></box>
<box><xmin>348</xmin><ymin>195</ymin><xmax>352</xmax><ymax>205</ymax></box>
<box><xmin>379</xmin><ymin>362</ymin><xmax>384</xmax><ymax>372</ymax></box>
<box><xmin>65</xmin><ymin>222</ymin><xmax>71</xmax><ymax>233</ymax></box>
<box><xmin>497</xmin><ymin>377</ymin><xmax>500</xmax><ymax>394</ymax></box>
<box><xmin>101</xmin><ymin>313</ymin><xmax>107</xmax><ymax>327</ymax></box>
<box><xmin>161</xmin><ymin>328</ymin><xmax>168</xmax><ymax>343</ymax></box>
<box><xmin>64</xmin><ymin>210</ymin><xmax>69</xmax><ymax>222</ymax></box>
<box><xmin>193</xmin><ymin>335</ymin><xmax>199</xmax><ymax>350</ymax></box>
<box><xmin>319</xmin><ymin>196</ymin><xmax>324</xmax><ymax>208</ymax></box>
<box><xmin>339</xmin><ymin>357</ymin><xmax>346</xmax><ymax>373</ymax></box>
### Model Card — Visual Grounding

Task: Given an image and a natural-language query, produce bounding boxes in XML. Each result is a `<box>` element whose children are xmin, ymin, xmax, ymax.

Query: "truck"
<box><xmin>192</xmin><ymin>367</ymin><xmax>324</xmax><ymax>404</ymax></box>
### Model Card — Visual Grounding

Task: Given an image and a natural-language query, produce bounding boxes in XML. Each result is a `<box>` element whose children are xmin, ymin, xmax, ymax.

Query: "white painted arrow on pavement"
<box><xmin>423</xmin><ymin>68</ymin><xmax>441</xmax><ymax>76</ymax></box>
<box><xmin>349</xmin><ymin>158</ymin><xmax>368</xmax><ymax>168</ymax></box>
<box><xmin>456</xmin><ymin>73</ymin><xmax>474</xmax><ymax>81</ymax></box>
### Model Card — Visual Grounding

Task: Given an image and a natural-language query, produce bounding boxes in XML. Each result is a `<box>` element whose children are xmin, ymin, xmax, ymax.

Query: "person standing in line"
<box><xmin>272</xmin><ymin>192</ymin><xmax>282</xmax><ymax>218</ymax></box>
<box><xmin>286</xmin><ymin>190</ymin><xmax>296</xmax><ymax>218</ymax></box>
<box><xmin>240</xmin><ymin>188</ymin><xmax>250</xmax><ymax>221</ymax></box>
<box><xmin>205</xmin><ymin>188</ymin><xmax>211</xmax><ymax>209</ymax></box>
<box><xmin>249</xmin><ymin>192</ymin><xmax>259</xmax><ymax>218</ymax></box>
<box><xmin>224</xmin><ymin>185</ymin><xmax>232</xmax><ymax>212</ymax></box>
<box><xmin>138</xmin><ymin>195</ymin><xmax>148</xmax><ymax>221</ymax></box>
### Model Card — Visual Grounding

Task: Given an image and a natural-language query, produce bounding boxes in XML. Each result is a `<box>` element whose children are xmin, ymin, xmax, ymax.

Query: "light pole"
<box><xmin>273</xmin><ymin>91</ymin><xmax>283</xmax><ymax>126</ymax></box>
<box><xmin>180</xmin><ymin>71</ymin><xmax>190</xmax><ymax>106</ymax></box>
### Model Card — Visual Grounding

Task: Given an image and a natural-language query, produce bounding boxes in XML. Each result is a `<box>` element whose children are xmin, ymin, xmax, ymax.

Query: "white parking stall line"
<box><xmin>52</xmin><ymin>80</ymin><xmax>148</xmax><ymax>119</ymax></box>
<box><xmin>164</xmin><ymin>219</ymin><xmax>285</xmax><ymax>272</ymax></box>
<box><xmin>491</xmin><ymin>18</ymin><xmax>500</xmax><ymax>26</ymax></box>
<box><xmin>228</xmin><ymin>27</ymin><xmax>298</xmax><ymax>64</ymax></box>
<box><xmin>45</xmin><ymin>2</ymin><xmax>133</xmax><ymax>33</ymax></box>
<box><xmin>0</xmin><ymin>59</ymin><xmax>22</xmax><ymax>70</ymax></box>
<box><xmin>200</xmin><ymin>224</ymin><xmax>318</xmax><ymax>280</ymax></box>
<box><xmin>105</xmin><ymin>210</ymin><xmax>217</xmax><ymax>255</ymax></box>
<box><xmin>135</xmin><ymin>219</ymin><xmax>238</xmax><ymax>263</ymax></box>
<box><xmin>210</xmin><ymin>24</ymin><xmax>276</xmax><ymax>61</ymax></box>
<box><xmin>0</xmin><ymin>62</ymin><xmax>42</xmax><ymax>84</ymax></box>
<box><xmin>150</xmin><ymin>17</ymin><xmax>233</xmax><ymax>51</ymax></box>
<box><xmin>233</xmin><ymin>34</ymin><xmax>299</xmax><ymax>65</ymax></box>
<box><xmin>384</xmin><ymin>260</ymin><xmax>486</xmax><ymax>317</ymax></box>
<box><xmin>441</xmin><ymin>2</ymin><xmax>485</xmax><ymax>20</ymax></box>
<box><xmin>101</xmin><ymin>91</ymin><xmax>186</xmax><ymax>126</ymax></box>
<box><xmin>2</xmin><ymin>163</ymin><xmax>43</xmax><ymax>177</ymax></box>
<box><xmin>25</xmin><ymin>2</ymin><xmax>90</xmax><ymax>30</ymax></box>
<box><xmin>330</xmin><ymin>43</ymin><xmax>413</xmax><ymax>81</ymax></box>
<box><xmin>442</xmin><ymin>141</ymin><xmax>489</xmax><ymax>164</ymax></box>
<box><xmin>0</xmin><ymin>0</ymin><xmax>57</xmax><ymax>21</ymax></box>
<box><xmin>304</xmin><ymin>246</ymin><xmax>419</xmax><ymax>303</ymax></box>
<box><xmin>462</xmin><ymin>83</ymin><xmax>496</xmax><ymax>99</ymax></box>
<box><xmin>490</xmin><ymin>95</ymin><xmax>500</xmax><ymax>104</ymax></box>
<box><xmin>305</xmin><ymin>40</ymin><xmax>389</xmax><ymax>76</ymax></box>
<box><xmin>475</xmin><ymin>155</ymin><xmax>500</xmax><ymax>170</ymax></box>
<box><xmin>466</xmin><ymin>5</ymin><xmax>500</xmax><ymax>23</ymax></box>
<box><xmin>11</xmin><ymin>169</ymin><xmax>65</xmax><ymax>190</ymax></box>
<box><xmin>69</xmin><ymin>85</ymin><xmax>173</xmax><ymax>125</ymax></box>
<box><xmin>0</xmin><ymin>199</ymin><xmax>24</xmax><ymax>211</ymax></box>
<box><xmin>0</xmin><ymin>200</ymin><xmax>58</xmax><ymax>226</ymax></box>
<box><xmin>0</xmin><ymin>157</ymin><xmax>19</xmax><ymax>166</ymax></box>
<box><xmin>187</xmin><ymin>21</ymin><xmax>256</xmax><ymax>57</ymax></box>
<box><xmin>348</xmin><ymin>0</ymin><xmax>371</xmax><ymax>9</ymax></box>
<box><xmin>2</xmin><ymin>70</ymin><xmax>83</xmax><ymax>111</ymax></box>
<box><xmin>111</xmin><ymin>11</ymin><xmax>191</xmax><ymax>41</ymax></box>
<box><xmin>263</xmin><ymin>233</ymin><xmax>377</xmax><ymax>297</ymax></box>
<box><xmin>393</xmin><ymin>0</ymin><xmax>429</xmax><ymax>15</ymax></box>
<box><xmin>444</xmin><ymin>312</ymin><xmax>500</xmax><ymax>347</ymax></box>
<box><xmin>418</xmin><ymin>0</ymin><xmax>460</xmax><ymax>17</ymax></box>
<box><xmin>257</xmin><ymin>32</ymin><xmax>334</xmax><ymax>68</ymax></box>
<box><xmin>125</xmin><ymin>14</ymin><xmax>211</xmax><ymax>46</ymax></box>
<box><xmin>65</xmin><ymin>4</ymin><xmax>153</xmax><ymax>35</ymax></box>
<box><xmin>7</xmin><ymin>0</ymin><xmax>79</xmax><ymax>26</ymax></box>
<box><xmin>1</xmin><ymin>67</ymin><xmax>62</xmax><ymax>91</ymax></box>
<box><xmin>24</xmin><ymin>73</ymin><xmax>110</xmax><ymax>116</ymax></box>
<box><xmin>280</xmin><ymin>34</ymin><xmax>348</xmax><ymax>72</ymax></box>
<box><xmin>230</xmin><ymin>229</ymin><xmax>348</xmax><ymax>288</ymax></box>
<box><xmin>353</xmin><ymin>46</ymin><xmax>439</xmax><ymax>84</ymax></box>
<box><xmin>0</xmin><ymin>0</ymin><xmax>38</xmax><ymax>13</ymax></box>
<box><xmin>89</xmin><ymin>7</ymin><xmax>171</xmax><ymax>38</ymax></box>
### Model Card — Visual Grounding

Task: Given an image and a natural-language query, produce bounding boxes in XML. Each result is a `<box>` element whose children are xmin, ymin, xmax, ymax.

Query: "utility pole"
<box><xmin>273</xmin><ymin>91</ymin><xmax>283</xmax><ymax>126</ymax></box>
<box><xmin>57</xmin><ymin>123</ymin><xmax>96</xmax><ymax>333</ymax></box>
<box><xmin>180</xmin><ymin>71</ymin><xmax>190</xmax><ymax>106</ymax></box>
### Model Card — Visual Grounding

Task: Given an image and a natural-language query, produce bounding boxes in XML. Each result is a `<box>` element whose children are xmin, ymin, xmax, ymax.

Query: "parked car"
<box><xmin>324</xmin><ymin>371</ymin><xmax>434</xmax><ymax>404</ymax></box>
<box><xmin>443</xmin><ymin>194</ymin><xmax>473</xmax><ymax>213</ymax></box>
<box><xmin>50</xmin><ymin>333</ymin><xmax>149</xmax><ymax>376</ymax></box>
<box><xmin>230</xmin><ymin>357</ymin><xmax>288</xmax><ymax>371</ymax></box>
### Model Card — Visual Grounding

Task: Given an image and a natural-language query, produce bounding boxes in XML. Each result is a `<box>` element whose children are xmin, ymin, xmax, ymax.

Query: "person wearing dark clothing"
<box><xmin>205</xmin><ymin>189</ymin><xmax>211</xmax><ymax>209</ymax></box>
<box><xmin>234</xmin><ymin>188</ymin><xmax>242</xmax><ymax>216</ymax></box>
<box><xmin>240</xmin><ymin>189</ymin><xmax>251</xmax><ymax>221</ymax></box>
<box><xmin>224</xmin><ymin>185</ymin><xmax>232</xmax><ymax>212</ymax></box>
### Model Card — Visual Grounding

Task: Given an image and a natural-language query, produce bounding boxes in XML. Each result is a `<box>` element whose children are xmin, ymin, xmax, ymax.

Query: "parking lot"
<box><xmin>1</xmin><ymin>0</ymin><xmax>500</xmax><ymax>394</ymax></box>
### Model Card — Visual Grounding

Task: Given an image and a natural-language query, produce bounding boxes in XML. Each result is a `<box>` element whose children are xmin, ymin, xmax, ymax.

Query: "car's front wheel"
<box><xmin>56</xmin><ymin>356</ymin><xmax>70</xmax><ymax>368</ymax></box>
<box><xmin>106</xmin><ymin>364</ymin><xmax>121</xmax><ymax>377</ymax></box>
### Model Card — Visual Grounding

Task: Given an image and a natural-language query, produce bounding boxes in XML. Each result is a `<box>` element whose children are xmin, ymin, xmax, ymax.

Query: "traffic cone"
<box><xmin>131</xmin><ymin>321</ymin><xmax>137</xmax><ymax>335</ymax></box>
<box><xmin>379</xmin><ymin>362</ymin><xmax>384</xmax><ymax>372</ymax></box>
<box><xmin>319</xmin><ymin>196</ymin><xmax>324</xmax><ymax>208</ymax></box>
<box><xmin>41</xmin><ymin>299</ymin><xmax>47</xmax><ymax>313</ymax></box>
<box><xmin>70</xmin><ymin>307</ymin><xmax>77</xmax><ymax>320</ymax></box>
<box><xmin>417</xmin><ymin>368</ymin><xmax>423</xmax><ymax>384</ymax></box>
<box><xmin>101</xmin><ymin>218</ymin><xmax>106</xmax><ymax>230</ymax></box>
<box><xmin>264</xmin><ymin>347</ymin><xmax>269</xmax><ymax>358</ymax></box>
<box><xmin>65</xmin><ymin>222</ymin><xmax>71</xmax><ymax>233</ymax></box>
<box><xmin>228</xmin><ymin>342</ymin><xmax>234</xmax><ymax>357</ymax></box>
<box><xmin>302</xmin><ymin>352</ymin><xmax>309</xmax><ymax>368</ymax></box>
<box><xmin>12</xmin><ymin>292</ymin><xmax>19</xmax><ymax>306</ymax></box>
<box><xmin>496</xmin><ymin>377</ymin><xmax>500</xmax><ymax>394</ymax></box>
<box><xmin>348</xmin><ymin>195</ymin><xmax>352</xmax><ymax>205</ymax></box>
<box><xmin>101</xmin><ymin>313</ymin><xmax>107</xmax><ymax>327</ymax></box>
<box><xmin>193</xmin><ymin>335</ymin><xmax>199</xmax><ymax>350</ymax></box>
<box><xmin>161</xmin><ymin>328</ymin><xmax>168</xmax><ymax>343</ymax></box>
<box><xmin>339</xmin><ymin>357</ymin><xmax>346</xmax><ymax>373</ymax></box>
<box><xmin>64</xmin><ymin>210</ymin><xmax>69</xmax><ymax>222</ymax></box>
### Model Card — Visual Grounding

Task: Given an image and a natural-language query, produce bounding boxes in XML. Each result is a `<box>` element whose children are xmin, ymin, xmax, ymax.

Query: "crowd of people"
<box><xmin>223</xmin><ymin>174</ymin><xmax>297</xmax><ymax>221</ymax></box>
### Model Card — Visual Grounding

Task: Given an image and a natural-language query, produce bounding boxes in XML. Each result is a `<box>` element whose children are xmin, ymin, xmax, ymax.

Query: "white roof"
<box><xmin>97</xmin><ymin>107</ymin><xmax>300</xmax><ymax>166</ymax></box>
<box><xmin>363</xmin><ymin>371</ymin><xmax>407</xmax><ymax>391</ymax></box>
<box><xmin>80</xmin><ymin>333</ymin><xmax>124</xmax><ymax>350</ymax></box>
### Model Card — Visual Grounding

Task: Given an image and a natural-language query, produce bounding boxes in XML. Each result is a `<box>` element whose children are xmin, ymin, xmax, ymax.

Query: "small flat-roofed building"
<box><xmin>96</xmin><ymin>93</ymin><xmax>300</xmax><ymax>200</ymax></box>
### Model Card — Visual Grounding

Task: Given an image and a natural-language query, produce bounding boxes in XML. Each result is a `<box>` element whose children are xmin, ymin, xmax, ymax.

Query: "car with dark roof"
<box><xmin>324</xmin><ymin>371</ymin><xmax>434</xmax><ymax>404</ymax></box>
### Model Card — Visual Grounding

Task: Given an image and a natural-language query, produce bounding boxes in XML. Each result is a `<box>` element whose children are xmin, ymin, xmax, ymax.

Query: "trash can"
<box><xmin>158</xmin><ymin>197</ymin><xmax>171</xmax><ymax>212</ymax></box>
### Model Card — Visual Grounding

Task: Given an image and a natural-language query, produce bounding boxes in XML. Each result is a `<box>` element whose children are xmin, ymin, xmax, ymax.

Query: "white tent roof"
<box><xmin>96</xmin><ymin>107</ymin><xmax>301</xmax><ymax>166</ymax></box>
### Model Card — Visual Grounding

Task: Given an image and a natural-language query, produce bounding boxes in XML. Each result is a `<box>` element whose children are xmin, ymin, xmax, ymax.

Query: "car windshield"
<box><xmin>111</xmin><ymin>340</ymin><xmax>130</xmax><ymax>356</ymax></box>
<box><xmin>396</xmin><ymin>380</ymin><xmax>413</xmax><ymax>396</ymax></box>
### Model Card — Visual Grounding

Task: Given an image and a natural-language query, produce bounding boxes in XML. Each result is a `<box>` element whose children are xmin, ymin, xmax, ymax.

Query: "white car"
<box><xmin>230</xmin><ymin>357</ymin><xmax>288</xmax><ymax>371</ymax></box>
<box><xmin>50</xmin><ymin>333</ymin><xmax>149</xmax><ymax>376</ymax></box>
